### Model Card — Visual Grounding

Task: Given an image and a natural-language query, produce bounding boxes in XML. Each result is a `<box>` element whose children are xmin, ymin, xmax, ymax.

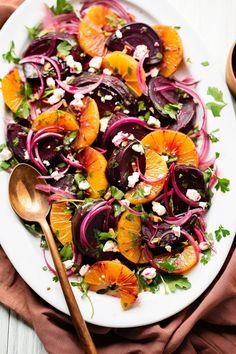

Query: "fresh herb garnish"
<box><xmin>158</xmin><ymin>258</ymin><xmax>176</xmax><ymax>273</ymax></box>
<box><xmin>26</xmin><ymin>25</ymin><xmax>40</xmax><ymax>39</ymax></box>
<box><xmin>161</xmin><ymin>274</ymin><xmax>191</xmax><ymax>293</ymax></box>
<box><xmin>2</xmin><ymin>40</ymin><xmax>20</xmax><ymax>64</ymax></box>
<box><xmin>50</xmin><ymin>0</ymin><xmax>74</xmax><ymax>15</ymax></box>
<box><xmin>174</xmin><ymin>26</ymin><xmax>181</xmax><ymax>30</ymax></box>
<box><xmin>53</xmin><ymin>276</ymin><xmax>59</xmax><ymax>282</ymax></box>
<box><xmin>208</xmin><ymin>128</ymin><xmax>220</xmax><ymax>143</ymax></box>
<box><xmin>57</xmin><ymin>41</ymin><xmax>72</xmax><ymax>56</ymax></box>
<box><xmin>126</xmin><ymin>213</ymin><xmax>134</xmax><ymax>221</ymax></box>
<box><xmin>77</xmin><ymin>276</ymin><xmax>94</xmax><ymax>318</ymax></box>
<box><xmin>201</xmin><ymin>248</ymin><xmax>213</xmax><ymax>265</ymax></box>
<box><xmin>113</xmin><ymin>203</ymin><xmax>125</xmax><ymax>217</ymax></box>
<box><xmin>64</xmin><ymin>131</ymin><xmax>77</xmax><ymax>147</ymax></box>
<box><xmin>215</xmin><ymin>225</ymin><xmax>230</xmax><ymax>242</ymax></box>
<box><xmin>206</xmin><ymin>86</ymin><xmax>227</xmax><ymax>117</ymax></box>
<box><xmin>215</xmin><ymin>177</ymin><xmax>230</xmax><ymax>193</ymax></box>
<box><xmin>157</xmin><ymin>103</ymin><xmax>182</xmax><ymax>120</ymax></box>
<box><xmin>59</xmin><ymin>243</ymin><xmax>73</xmax><ymax>261</ymax></box>
<box><xmin>138</xmin><ymin>100</ymin><xmax>146</xmax><ymax>112</ymax></box>
<box><xmin>110</xmin><ymin>186</ymin><xmax>124</xmax><ymax>200</ymax></box>
<box><xmin>201</xmin><ymin>61</ymin><xmax>210</xmax><ymax>67</ymax></box>
<box><xmin>186</xmin><ymin>57</ymin><xmax>192</xmax><ymax>64</ymax></box>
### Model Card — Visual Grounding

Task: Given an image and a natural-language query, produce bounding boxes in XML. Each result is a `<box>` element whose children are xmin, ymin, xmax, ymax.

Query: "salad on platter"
<box><xmin>0</xmin><ymin>0</ymin><xmax>230</xmax><ymax>311</ymax></box>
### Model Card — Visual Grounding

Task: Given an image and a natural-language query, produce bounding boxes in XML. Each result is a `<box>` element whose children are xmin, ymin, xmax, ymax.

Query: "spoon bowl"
<box><xmin>226</xmin><ymin>40</ymin><xmax>236</xmax><ymax>98</ymax></box>
<box><xmin>8</xmin><ymin>163</ymin><xmax>97</xmax><ymax>354</ymax></box>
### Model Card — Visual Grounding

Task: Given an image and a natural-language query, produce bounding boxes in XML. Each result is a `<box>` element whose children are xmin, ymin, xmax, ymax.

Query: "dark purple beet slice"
<box><xmin>7</xmin><ymin>123</ymin><xmax>28</xmax><ymax>162</ymax></box>
<box><xmin>170</xmin><ymin>99</ymin><xmax>196</xmax><ymax>133</ymax></box>
<box><xmin>106</xmin><ymin>141</ymin><xmax>146</xmax><ymax>191</ymax></box>
<box><xmin>37</xmin><ymin>137</ymin><xmax>63</xmax><ymax>167</ymax></box>
<box><xmin>52</xmin><ymin>174</ymin><xmax>77</xmax><ymax>193</ymax></box>
<box><xmin>106</xmin><ymin>22</ymin><xmax>163</xmax><ymax>65</ymax></box>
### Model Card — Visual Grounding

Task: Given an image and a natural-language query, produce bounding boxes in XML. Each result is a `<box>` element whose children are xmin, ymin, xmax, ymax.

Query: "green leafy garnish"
<box><xmin>215</xmin><ymin>225</ymin><xmax>230</xmax><ymax>242</ymax></box>
<box><xmin>126</xmin><ymin>213</ymin><xmax>134</xmax><ymax>221</ymax></box>
<box><xmin>24</xmin><ymin>223</ymin><xmax>43</xmax><ymax>237</ymax></box>
<box><xmin>201</xmin><ymin>248</ymin><xmax>213</xmax><ymax>265</ymax></box>
<box><xmin>110</xmin><ymin>186</ymin><xmax>124</xmax><ymax>200</ymax></box>
<box><xmin>95</xmin><ymin>229</ymin><xmax>116</xmax><ymax>241</ymax></box>
<box><xmin>50</xmin><ymin>0</ymin><xmax>74</xmax><ymax>15</ymax></box>
<box><xmin>157</xmin><ymin>103</ymin><xmax>182</xmax><ymax>120</ymax></box>
<box><xmin>2</xmin><ymin>41</ymin><xmax>20</xmax><ymax>64</ymax></box>
<box><xmin>64</xmin><ymin>131</ymin><xmax>77</xmax><ymax>147</ymax></box>
<box><xmin>136</xmin><ymin>271</ymin><xmax>160</xmax><ymax>294</ymax></box>
<box><xmin>158</xmin><ymin>258</ymin><xmax>176</xmax><ymax>273</ymax></box>
<box><xmin>26</xmin><ymin>25</ymin><xmax>40</xmax><ymax>39</ymax></box>
<box><xmin>207</xmin><ymin>87</ymin><xmax>224</xmax><ymax>103</ymax></box>
<box><xmin>113</xmin><ymin>202</ymin><xmax>125</xmax><ymax>217</ymax></box>
<box><xmin>161</xmin><ymin>275</ymin><xmax>191</xmax><ymax>293</ymax></box>
<box><xmin>201</xmin><ymin>61</ymin><xmax>210</xmax><ymax>67</ymax></box>
<box><xmin>215</xmin><ymin>177</ymin><xmax>230</xmax><ymax>193</ymax></box>
<box><xmin>186</xmin><ymin>57</ymin><xmax>192</xmax><ymax>64</ymax></box>
<box><xmin>156</xmin><ymin>52</ymin><xmax>163</xmax><ymax>60</ymax></box>
<box><xmin>208</xmin><ymin>128</ymin><xmax>220</xmax><ymax>143</ymax></box>
<box><xmin>59</xmin><ymin>243</ymin><xmax>73</xmax><ymax>261</ymax></box>
<box><xmin>53</xmin><ymin>276</ymin><xmax>59</xmax><ymax>282</ymax></box>
<box><xmin>174</xmin><ymin>26</ymin><xmax>181</xmax><ymax>30</ymax></box>
<box><xmin>206</xmin><ymin>102</ymin><xmax>227</xmax><ymax>117</ymax></box>
<box><xmin>77</xmin><ymin>276</ymin><xmax>94</xmax><ymax>318</ymax></box>
<box><xmin>138</xmin><ymin>100</ymin><xmax>146</xmax><ymax>112</ymax></box>
<box><xmin>57</xmin><ymin>41</ymin><xmax>72</xmax><ymax>56</ymax></box>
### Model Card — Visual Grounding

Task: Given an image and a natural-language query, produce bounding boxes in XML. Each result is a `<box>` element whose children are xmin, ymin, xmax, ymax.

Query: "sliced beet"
<box><xmin>7</xmin><ymin>123</ymin><xmax>28</xmax><ymax>162</ymax></box>
<box><xmin>106</xmin><ymin>22</ymin><xmax>163</xmax><ymax>65</ymax></box>
<box><xmin>170</xmin><ymin>99</ymin><xmax>196</xmax><ymax>133</ymax></box>
<box><xmin>106</xmin><ymin>141</ymin><xmax>146</xmax><ymax>191</ymax></box>
<box><xmin>37</xmin><ymin>137</ymin><xmax>63</xmax><ymax>167</ymax></box>
<box><xmin>52</xmin><ymin>174</ymin><xmax>77</xmax><ymax>193</ymax></box>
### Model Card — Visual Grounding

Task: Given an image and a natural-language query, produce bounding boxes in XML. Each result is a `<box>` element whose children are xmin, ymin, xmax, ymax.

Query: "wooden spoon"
<box><xmin>8</xmin><ymin>163</ymin><xmax>97</xmax><ymax>354</ymax></box>
<box><xmin>226</xmin><ymin>40</ymin><xmax>236</xmax><ymax>98</ymax></box>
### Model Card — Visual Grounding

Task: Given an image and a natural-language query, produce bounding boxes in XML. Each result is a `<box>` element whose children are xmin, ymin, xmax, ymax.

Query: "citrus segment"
<box><xmin>141</xmin><ymin>130</ymin><xmax>199</xmax><ymax>167</ymax></box>
<box><xmin>73</xmin><ymin>97</ymin><xmax>100</xmax><ymax>149</ymax></box>
<box><xmin>2</xmin><ymin>69</ymin><xmax>24</xmax><ymax>113</ymax></box>
<box><xmin>154</xmin><ymin>25</ymin><xmax>183</xmax><ymax>77</ymax></box>
<box><xmin>50</xmin><ymin>202</ymin><xmax>73</xmax><ymax>245</ymax></box>
<box><xmin>153</xmin><ymin>245</ymin><xmax>198</xmax><ymax>274</ymax></box>
<box><xmin>125</xmin><ymin>148</ymin><xmax>168</xmax><ymax>204</ymax></box>
<box><xmin>78</xmin><ymin>5</ymin><xmax>120</xmax><ymax>57</ymax></box>
<box><xmin>102</xmin><ymin>51</ymin><xmax>146</xmax><ymax>97</ymax></box>
<box><xmin>84</xmin><ymin>260</ymin><xmax>139</xmax><ymax>309</ymax></box>
<box><xmin>32</xmin><ymin>110</ymin><xmax>79</xmax><ymax>132</ymax></box>
<box><xmin>78</xmin><ymin>147</ymin><xmax>108</xmax><ymax>198</ymax></box>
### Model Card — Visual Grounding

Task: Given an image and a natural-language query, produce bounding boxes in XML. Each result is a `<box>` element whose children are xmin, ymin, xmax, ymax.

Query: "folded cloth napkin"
<box><xmin>0</xmin><ymin>2</ymin><xmax>236</xmax><ymax>354</ymax></box>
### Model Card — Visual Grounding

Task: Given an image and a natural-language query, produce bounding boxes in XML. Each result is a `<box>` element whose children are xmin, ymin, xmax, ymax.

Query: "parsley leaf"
<box><xmin>215</xmin><ymin>225</ymin><xmax>230</xmax><ymax>242</ymax></box>
<box><xmin>59</xmin><ymin>243</ymin><xmax>73</xmax><ymax>261</ymax></box>
<box><xmin>158</xmin><ymin>259</ymin><xmax>176</xmax><ymax>273</ymax></box>
<box><xmin>161</xmin><ymin>275</ymin><xmax>191</xmax><ymax>293</ymax></box>
<box><xmin>26</xmin><ymin>25</ymin><xmax>40</xmax><ymax>39</ymax></box>
<box><xmin>215</xmin><ymin>177</ymin><xmax>230</xmax><ymax>193</ymax></box>
<box><xmin>206</xmin><ymin>102</ymin><xmax>227</xmax><ymax>117</ymax></box>
<box><xmin>186</xmin><ymin>57</ymin><xmax>192</xmax><ymax>64</ymax></box>
<box><xmin>2</xmin><ymin>41</ymin><xmax>20</xmax><ymax>64</ymax></box>
<box><xmin>157</xmin><ymin>103</ymin><xmax>182</xmax><ymax>120</ymax></box>
<box><xmin>50</xmin><ymin>0</ymin><xmax>74</xmax><ymax>15</ymax></box>
<box><xmin>110</xmin><ymin>186</ymin><xmax>124</xmax><ymax>200</ymax></box>
<box><xmin>174</xmin><ymin>26</ymin><xmax>181</xmax><ymax>30</ymax></box>
<box><xmin>208</xmin><ymin>128</ymin><xmax>220</xmax><ymax>143</ymax></box>
<box><xmin>201</xmin><ymin>61</ymin><xmax>210</xmax><ymax>67</ymax></box>
<box><xmin>57</xmin><ymin>41</ymin><xmax>72</xmax><ymax>56</ymax></box>
<box><xmin>201</xmin><ymin>248</ymin><xmax>213</xmax><ymax>265</ymax></box>
<box><xmin>113</xmin><ymin>203</ymin><xmax>125</xmax><ymax>217</ymax></box>
<box><xmin>207</xmin><ymin>86</ymin><xmax>225</xmax><ymax>103</ymax></box>
<box><xmin>15</xmin><ymin>101</ymin><xmax>30</xmax><ymax>119</ymax></box>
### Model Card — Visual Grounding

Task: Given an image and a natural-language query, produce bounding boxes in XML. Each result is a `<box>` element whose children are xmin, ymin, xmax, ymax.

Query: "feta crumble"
<box><xmin>112</xmin><ymin>131</ymin><xmax>129</xmax><ymax>146</ymax></box>
<box><xmin>79</xmin><ymin>264</ymin><xmax>90</xmax><ymax>276</ymax></box>
<box><xmin>24</xmin><ymin>150</ymin><xmax>29</xmax><ymax>161</ymax></box>
<box><xmin>48</xmin><ymin>88</ymin><xmax>65</xmax><ymax>105</ymax></box>
<box><xmin>131</xmin><ymin>143</ymin><xmax>144</xmax><ymax>154</ymax></box>
<box><xmin>78</xmin><ymin>180</ymin><xmax>90</xmax><ymax>190</ymax></box>
<box><xmin>133</xmin><ymin>44</ymin><xmax>149</xmax><ymax>61</ymax></box>
<box><xmin>172</xmin><ymin>226</ymin><xmax>181</xmax><ymax>237</ymax></box>
<box><xmin>150</xmin><ymin>67</ymin><xmax>159</xmax><ymax>77</ymax></box>
<box><xmin>186</xmin><ymin>188</ymin><xmax>201</xmax><ymax>202</ymax></box>
<box><xmin>115</xmin><ymin>29</ymin><xmax>123</xmax><ymax>39</ymax></box>
<box><xmin>147</xmin><ymin>116</ymin><xmax>161</xmax><ymax>128</ymax></box>
<box><xmin>165</xmin><ymin>245</ymin><xmax>172</xmax><ymax>252</ymax></box>
<box><xmin>199</xmin><ymin>201</ymin><xmax>208</xmax><ymax>209</ymax></box>
<box><xmin>128</xmin><ymin>171</ymin><xmax>140</xmax><ymax>188</ymax></box>
<box><xmin>103</xmin><ymin>240</ymin><xmax>119</xmax><ymax>253</ymax></box>
<box><xmin>46</xmin><ymin>77</ymin><xmax>56</xmax><ymax>89</ymax></box>
<box><xmin>65</xmin><ymin>55</ymin><xmax>82</xmax><ymax>74</ymax></box>
<box><xmin>141</xmin><ymin>267</ymin><xmax>156</xmax><ymax>280</ymax></box>
<box><xmin>89</xmin><ymin>56</ymin><xmax>102</xmax><ymax>70</ymax></box>
<box><xmin>143</xmin><ymin>185</ymin><xmax>152</xmax><ymax>196</ymax></box>
<box><xmin>199</xmin><ymin>242</ymin><xmax>210</xmax><ymax>251</ymax></box>
<box><xmin>152</xmin><ymin>201</ymin><xmax>166</xmax><ymax>216</ymax></box>
<box><xmin>103</xmin><ymin>68</ymin><xmax>112</xmax><ymax>75</ymax></box>
<box><xmin>70</xmin><ymin>92</ymin><xmax>84</xmax><ymax>111</ymax></box>
<box><xmin>0</xmin><ymin>146</ymin><xmax>12</xmax><ymax>161</ymax></box>
<box><xmin>101</xmin><ymin>95</ymin><xmax>113</xmax><ymax>103</ymax></box>
<box><xmin>43</xmin><ymin>160</ymin><xmax>50</xmax><ymax>167</ymax></box>
<box><xmin>100</xmin><ymin>117</ymin><xmax>110</xmax><ymax>133</ymax></box>
<box><xmin>63</xmin><ymin>260</ymin><xmax>74</xmax><ymax>270</ymax></box>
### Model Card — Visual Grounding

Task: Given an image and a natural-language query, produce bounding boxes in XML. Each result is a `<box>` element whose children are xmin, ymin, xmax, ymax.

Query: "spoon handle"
<box><xmin>39</xmin><ymin>218</ymin><xmax>97</xmax><ymax>354</ymax></box>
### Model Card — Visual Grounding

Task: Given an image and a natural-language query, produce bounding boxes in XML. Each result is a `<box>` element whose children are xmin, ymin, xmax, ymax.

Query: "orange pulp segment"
<box><xmin>49</xmin><ymin>201</ymin><xmax>73</xmax><ymax>245</ymax></box>
<box><xmin>32</xmin><ymin>110</ymin><xmax>79</xmax><ymax>132</ymax></box>
<box><xmin>2</xmin><ymin>69</ymin><xmax>24</xmax><ymax>113</ymax></box>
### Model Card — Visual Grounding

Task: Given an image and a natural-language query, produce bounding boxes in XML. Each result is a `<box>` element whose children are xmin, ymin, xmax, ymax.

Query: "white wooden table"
<box><xmin>0</xmin><ymin>1</ymin><xmax>236</xmax><ymax>353</ymax></box>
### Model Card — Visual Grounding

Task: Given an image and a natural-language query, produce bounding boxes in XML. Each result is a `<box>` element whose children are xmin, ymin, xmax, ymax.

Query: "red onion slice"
<box><xmin>80</xmin><ymin>0</ymin><xmax>132</xmax><ymax>22</ymax></box>
<box><xmin>136</xmin><ymin>51</ymin><xmax>149</xmax><ymax>96</ymax></box>
<box><xmin>56</xmin><ymin>74</ymin><xmax>104</xmax><ymax>95</ymax></box>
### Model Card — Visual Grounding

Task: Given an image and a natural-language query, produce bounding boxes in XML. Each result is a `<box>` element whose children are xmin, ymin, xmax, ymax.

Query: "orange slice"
<box><xmin>32</xmin><ymin>110</ymin><xmax>79</xmax><ymax>132</ymax></box>
<box><xmin>84</xmin><ymin>260</ymin><xmax>139</xmax><ymax>309</ymax></box>
<box><xmin>78</xmin><ymin>5</ymin><xmax>121</xmax><ymax>57</ymax></box>
<box><xmin>102</xmin><ymin>51</ymin><xmax>146</xmax><ymax>97</ymax></box>
<box><xmin>154</xmin><ymin>25</ymin><xmax>183</xmax><ymax>77</ymax></box>
<box><xmin>153</xmin><ymin>245</ymin><xmax>198</xmax><ymax>274</ymax></box>
<box><xmin>141</xmin><ymin>130</ymin><xmax>199</xmax><ymax>167</ymax></box>
<box><xmin>78</xmin><ymin>147</ymin><xmax>108</xmax><ymax>198</ymax></box>
<box><xmin>117</xmin><ymin>211</ymin><xmax>148</xmax><ymax>264</ymax></box>
<box><xmin>49</xmin><ymin>202</ymin><xmax>73</xmax><ymax>245</ymax></box>
<box><xmin>2</xmin><ymin>69</ymin><xmax>23</xmax><ymax>113</ymax></box>
<box><xmin>73</xmin><ymin>97</ymin><xmax>100</xmax><ymax>149</ymax></box>
<box><xmin>125</xmin><ymin>148</ymin><xmax>168</xmax><ymax>204</ymax></box>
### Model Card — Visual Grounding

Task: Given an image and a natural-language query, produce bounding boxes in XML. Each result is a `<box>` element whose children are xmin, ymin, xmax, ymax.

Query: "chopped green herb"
<box><xmin>215</xmin><ymin>152</ymin><xmax>220</xmax><ymax>159</ymax></box>
<box><xmin>215</xmin><ymin>177</ymin><xmax>230</xmax><ymax>193</ymax></box>
<box><xmin>53</xmin><ymin>276</ymin><xmax>59</xmax><ymax>282</ymax></box>
<box><xmin>208</xmin><ymin>128</ymin><xmax>220</xmax><ymax>143</ymax></box>
<box><xmin>158</xmin><ymin>103</ymin><xmax>182</xmax><ymax>120</ymax></box>
<box><xmin>13</xmin><ymin>137</ymin><xmax>19</xmax><ymax>147</ymax></box>
<box><xmin>158</xmin><ymin>258</ymin><xmax>176</xmax><ymax>273</ymax></box>
<box><xmin>57</xmin><ymin>41</ymin><xmax>72</xmax><ymax>56</ymax></box>
<box><xmin>50</xmin><ymin>0</ymin><xmax>74</xmax><ymax>15</ymax></box>
<box><xmin>42</xmin><ymin>266</ymin><xmax>48</xmax><ymax>272</ymax></box>
<box><xmin>215</xmin><ymin>225</ymin><xmax>230</xmax><ymax>242</ymax></box>
<box><xmin>156</xmin><ymin>52</ymin><xmax>163</xmax><ymax>60</ymax></box>
<box><xmin>15</xmin><ymin>101</ymin><xmax>30</xmax><ymax>119</ymax></box>
<box><xmin>24</xmin><ymin>223</ymin><xmax>43</xmax><ymax>237</ymax></box>
<box><xmin>186</xmin><ymin>57</ymin><xmax>192</xmax><ymax>64</ymax></box>
<box><xmin>136</xmin><ymin>270</ymin><xmax>160</xmax><ymax>293</ymax></box>
<box><xmin>40</xmin><ymin>236</ymin><xmax>48</xmax><ymax>249</ymax></box>
<box><xmin>59</xmin><ymin>243</ymin><xmax>73</xmax><ymax>261</ymax></box>
<box><xmin>133</xmin><ymin>187</ymin><xmax>145</xmax><ymax>198</ymax></box>
<box><xmin>206</xmin><ymin>102</ymin><xmax>226</xmax><ymax>117</ymax></box>
<box><xmin>174</xmin><ymin>26</ymin><xmax>181</xmax><ymax>30</ymax></box>
<box><xmin>26</xmin><ymin>25</ymin><xmax>40</xmax><ymax>39</ymax></box>
<box><xmin>70</xmin><ymin>281</ymin><xmax>80</xmax><ymax>287</ymax></box>
<box><xmin>77</xmin><ymin>276</ymin><xmax>94</xmax><ymax>318</ymax></box>
<box><xmin>95</xmin><ymin>229</ymin><xmax>116</xmax><ymax>241</ymax></box>
<box><xmin>113</xmin><ymin>203</ymin><xmax>125</xmax><ymax>217</ymax></box>
<box><xmin>161</xmin><ymin>274</ymin><xmax>191</xmax><ymax>293</ymax></box>
<box><xmin>64</xmin><ymin>131</ymin><xmax>77</xmax><ymax>146</ymax></box>
<box><xmin>207</xmin><ymin>86</ymin><xmax>225</xmax><ymax>103</ymax></box>
<box><xmin>138</xmin><ymin>100</ymin><xmax>146</xmax><ymax>112</ymax></box>
<box><xmin>110</xmin><ymin>186</ymin><xmax>124</xmax><ymax>200</ymax></box>
<box><xmin>127</xmin><ymin>66</ymin><xmax>133</xmax><ymax>75</ymax></box>
<box><xmin>0</xmin><ymin>161</ymin><xmax>10</xmax><ymax>170</ymax></box>
<box><xmin>201</xmin><ymin>248</ymin><xmax>213</xmax><ymax>265</ymax></box>
<box><xmin>2</xmin><ymin>41</ymin><xmax>20</xmax><ymax>64</ymax></box>
<box><xmin>126</xmin><ymin>213</ymin><xmax>134</xmax><ymax>221</ymax></box>
<box><xmin>201</xmin><ymin>61</ymin><xmax>210</xmax><ymax>67</ymax></box>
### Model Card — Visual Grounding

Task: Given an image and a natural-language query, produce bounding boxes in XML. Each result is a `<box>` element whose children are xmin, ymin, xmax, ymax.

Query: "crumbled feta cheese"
<box><xmin>128</xmin><ymin>134</ymin><xmax>135</xmax><ymax>140</ymax></box>
<box><xmin>48</xmin><ymin>88</ymin><xmax>65</xmax><ymax>105</ymax></box>
<box><xmin>199</xmin><ymin>201</ymin><xmax>208</xmax><ymax>209</ymax></box>
<box><xmin>43</xmin><ymin>160</ymin><xmax>50</xmax><ymax>167</ymax></box>
<box><xmin>131</xmin><ymin>143</ymin><xmax>144</xmax><ymax>154</ymax></box>
<box><xmin>152</xmin><ymin>201</ymin><xmax>166</xmax><ymax>216</ymax></box>
<box><xmin>50</xmin><ymin>170</ymin><xmax>62</xmax><ymax>181</ymax></box>
<box><xmin>143</xmin><ymin>185</ymin><xmax>152</xmax><ymax>196</ymax></box>
<box><xmin>0</xmin><ymin>146</ymin><xmax>12</xmax><ymax>161</ymax></box>
<box><xmin>128</xmin><ymin>171</ymin><xmax>140</xmax><ymax>188</ymax></box>
<box><xmin>70</xmin><ymin>92</ymin><xmax>84</xmax><ymax>111</ymax></box>
<box><xmin>150</xmin><ymin>67</ymin><xmax>159</xmax><ymax>77</ymax></box>
<box><xmin>24</xmin><ymin>150</ymin><xmax>29</xmax><ymax>160</ymax></box>
<box><xmin>103</xmin><ymin>240</ymin><xmax>119</xmax><ymax>253</ymax></box>
<box><xmin>165</xmin><ymin>245</ymin><xmax>172</xmax><ymax>252</ymax></box>
<box><xmin>147</xmin><ymin>116</ymin><xmax>161</xmax><ymax>128</ymax></box>
<box><xmin>121</xmin><ymin>199</ymin><xmax>130</xmax><ymax>207</ymax></box>
<box><xmin>186</xmin><ymin>188</ymin><xmax>201</xmax><ymax>202</ymax></box>
<box><xmin>79</xmin><ymin>264</ymin><xmax>90</xmax><ymax>276</ymax></box>
<box><xmin>78</xmin><ymin>180</ymin><xmax>90</xmax><ymax>190</ymax></box>
<box><xmin>172</xmin><ymin>226</ymin><xmax>181</xmax><ymax>237</ymax></box>
<box><xmin>89</xmin><ymin>56</ymin><xmax>102</xmax><ymax>69</ymax></box>
<box><xmin>88</xmin><ymin>67</ymin><xmax>96</xmax><ymax>73</ymax></box>
<box><xmin>101</xmin><ymin>94</ymin><xmax>113</xmax><ymax>103</ymax></box>
<box><xmin>161</xmin><ymin>155</ymin><xmax>169</xmax><ymax>162</ymax></box>
<box><xmin>65</xmin><ymin>55</ymin><xmax>82</xmax><ymax>74</ymax></box>
<box><xmin>123</xmin><ymin>109</ymin><xmax>130</xmax><ymax>114</ymax></box>
<box><xmin>141</xmin><ymin>267</ymin><xmax>156</xmax><ymax>280</ymax></box>
<box><xmin>63</xmin><ymin>260</ymin><xmax>74</xmax><ymax>270</ymax></box>
<box><xmin>112</xmin><ymin>131</ymin><xmax>129</xmax><ymax>146</ymax></box>
<box><xmin>199</xmin><ymin>242</ymin><xmax>210</xmax><ymax>251</ymax></box>
<box><xmin>46</xmin><ymin>77</ymin><xmax>56</xmax><ymax>89</ymax></box>
<box><xmin>100</xmin><ymin>117</ymin><xmax>110</xmax><ymax>133</ymax></box>
<box><xmin>115</xmin><ymin>29</ymin><xmax>123</xmax><ymax>39</ymax></box>
<box><xmin>65</xmin><ymin>76</ymin><xmax>75</xmax><ymax>84</ymax></box>
<box><xmin>103</xmin><ymin>68</ymin><xmax>112</xmax><ymax>75</ymax></box>
<box><xmin>133</xmin><ymin>44</ymin><xmax>149</xmax><ymax>61</ymax></box>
